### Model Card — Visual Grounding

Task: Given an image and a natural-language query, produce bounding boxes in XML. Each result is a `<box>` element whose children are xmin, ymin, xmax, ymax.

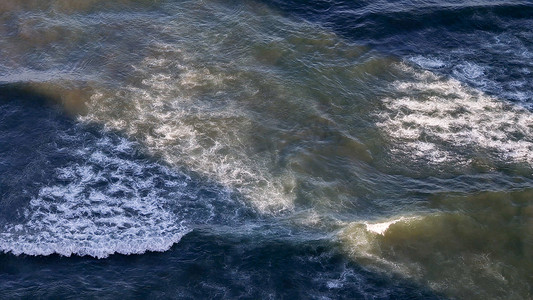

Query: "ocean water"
<box><xmin>0</xmin><ymin>0</ymin><xmax>532</xmax><ymax>299</ymax></box>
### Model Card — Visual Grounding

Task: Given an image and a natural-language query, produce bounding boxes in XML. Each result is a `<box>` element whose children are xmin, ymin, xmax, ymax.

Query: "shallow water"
<box><xmin>0</xmin><ymin>0</ymin><xmax>532</xmax><ymax>299</ymax></box>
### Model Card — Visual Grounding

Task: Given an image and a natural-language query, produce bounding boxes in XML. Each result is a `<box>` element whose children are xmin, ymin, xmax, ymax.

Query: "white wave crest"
<box><xmin>364</xmin><ymin>217</ymin><xmax>412</xmax><ymax>235</ymax></box>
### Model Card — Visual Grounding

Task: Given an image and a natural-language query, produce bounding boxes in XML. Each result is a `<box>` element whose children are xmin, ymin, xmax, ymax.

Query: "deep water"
<box><xmin>1</xmin><ymin>0</ymin><xmax>532</xmax><ymax>299</ymax></box>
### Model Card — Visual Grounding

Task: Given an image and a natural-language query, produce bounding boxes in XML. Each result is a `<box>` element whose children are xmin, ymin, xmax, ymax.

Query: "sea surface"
<box><xmin>0</xmin><ymin>0</ymin><xmax>532</xmax><ymax>299</ymax></box>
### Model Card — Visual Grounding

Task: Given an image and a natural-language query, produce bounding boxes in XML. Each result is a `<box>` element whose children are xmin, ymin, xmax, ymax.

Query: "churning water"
<box><xmin>1</xmin><ymin>0</ymin><xmax>532</xmax><ymax>299</ymax></box>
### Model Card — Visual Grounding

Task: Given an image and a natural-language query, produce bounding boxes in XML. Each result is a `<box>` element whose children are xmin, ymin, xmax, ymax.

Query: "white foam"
<box><xmin>81</xmin><ymin>41</ymin><xmax>297</xmax><ymax>214</ymax></box>
<box><xmin>409</xmin><ymin>56</ymin><xmax>445</xmax><ymax>69</ymax></box>
<box><xmin>338</xmin><ymin>220</ymin><xmax>414</xmax><ymax>276</ymax></box>
<box><xmin>453</xmin><ymin>62</ymin><xmax>485</xmax><ymax>81</ymax></box>
<box><xmin>377</xmin><ymin>63</ymin><xmax>533</xmax><ymax>166</ymax></box>
<box><xmin>364</xmin><ymin>217</ymin><xmax>409</xmax><ymax>235</ymax></box>
<box><xmin>0</xmin><ymin>135</ymin><xmax>193</xmax><ymax>258</ymax></box>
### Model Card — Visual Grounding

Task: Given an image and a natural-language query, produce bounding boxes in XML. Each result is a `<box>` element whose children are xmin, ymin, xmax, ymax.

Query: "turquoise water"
<box><xmin>1</xmin><ymin>1</ymin><xmax>532</xmax><ymax>298</ymax></box>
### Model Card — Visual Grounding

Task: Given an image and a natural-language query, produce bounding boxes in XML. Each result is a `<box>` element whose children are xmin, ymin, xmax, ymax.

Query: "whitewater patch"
<box><xmin>0</xmin><ymin>128</ymin><xmax>245</xmax><ymax>258</ymax></box>
<box><xmin>364</xmin><ymin>217</ymin><xmax>415</xmax><ymax>235</ymax></box>
<box><xmin>81</xmin><ymin>40</ymin><xmax>297</xmax><ymax>214</ymax></box>
<box><xmin>377</xmin><ymin>63</ymin><xmax>533</xmax><ymax>167</ymax></box>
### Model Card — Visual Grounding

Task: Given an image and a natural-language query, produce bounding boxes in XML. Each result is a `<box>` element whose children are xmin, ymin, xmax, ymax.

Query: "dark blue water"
<box><xmin>1</xmin><ymin>1</ymin><xmax>532</xmax><ymax>299</ymax></box>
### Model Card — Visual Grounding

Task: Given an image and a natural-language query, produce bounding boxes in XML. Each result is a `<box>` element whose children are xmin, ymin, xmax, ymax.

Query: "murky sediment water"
<box><xmin>1</xmin><ymin>0</ymin><xmax>532</xmax><ymax>299</ymax></box>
